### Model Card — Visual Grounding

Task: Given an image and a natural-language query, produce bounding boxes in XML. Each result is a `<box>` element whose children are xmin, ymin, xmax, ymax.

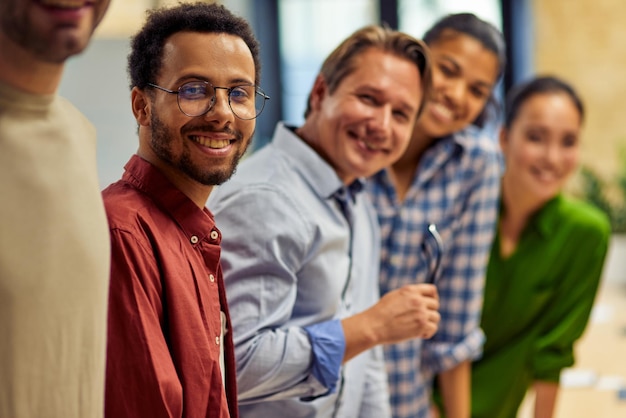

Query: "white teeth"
<box><xmin>533</xmin><ymin>168</ymin><xmax>559</xmax><ymax>182</ymax></box>
<box><xmin>539</xmin><ymin>172</ymin><xmax>557</xmax><ymax>181</ymax></box>
<box><xmin>361</xmin><ymin>140</ymin><xmax>381</xmax><ymax>151</ymax></box>
<box><xmin>431</xmin><ymin>102</ymin><xmax>454</xmax><ymax>120</ymax></box>
<box><xmin>191</xmin><ymin>136</ymin><xmax>230</xmax><ymax>149</ymax></box>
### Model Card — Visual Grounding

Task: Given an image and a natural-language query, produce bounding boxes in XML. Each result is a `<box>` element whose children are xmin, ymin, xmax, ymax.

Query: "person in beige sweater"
<box><xmin>0</xmin><ymin>1</ymin><xmax>111</xmax><ymax>417</ymax></box>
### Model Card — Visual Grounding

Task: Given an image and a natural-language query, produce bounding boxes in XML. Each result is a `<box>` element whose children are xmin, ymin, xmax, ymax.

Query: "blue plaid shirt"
<box><xmin>366</xmin><ymin>126</ymin><xmax>501</xmax><ymax>418</ymax></box>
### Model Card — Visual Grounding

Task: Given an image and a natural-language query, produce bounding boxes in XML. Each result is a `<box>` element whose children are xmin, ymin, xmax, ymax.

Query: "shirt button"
<box><xmin>209</xmin><ymin>274</ymin><xmax>215</xmax><ymax>282</ymax></box>
<box><xmin>215</xmin><ymin>336</ymin><xmax>220</xmax><ymax>345</ymax></box>
<box><xmin>190</xmin><ymin>235</ymin><xmax>199</xmax><ymax>244</ymax></box>
<box><xmin>210</xmin><ymin>230</ymin><xmax>219</xmax><ymax>241</ymax></box>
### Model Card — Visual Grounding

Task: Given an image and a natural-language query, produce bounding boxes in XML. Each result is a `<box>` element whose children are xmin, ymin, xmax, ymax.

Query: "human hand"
<box><xmin>370</xmin><ymin>284</ymin><xmax>440</xmax><ymax>342</ymax></box>
<box><xmin>341</xmin><ymin>284</ymin><xmax>439</xmax><ymax>362</ymax></box>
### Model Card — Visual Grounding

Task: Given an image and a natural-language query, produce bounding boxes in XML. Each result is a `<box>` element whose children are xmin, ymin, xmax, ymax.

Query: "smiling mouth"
<box><xmin>355</xmin><ymin>137</ymin><xmax>387</xmax><ymax>153</ymax></box>
<box><xmin>430</xmin><ymin>101</ymin><xmax>455</xmax><ymax>122</ymax></box>
<box><xmin>38</xmin><ymin>0</ymin><xmax>90</xmax><ymax>9</ymax></box>
<box><xmin>190</xmin><ymin>136</ymin><xmax>232</xmax><ymax>149</ymax></box>
<box><xmin>531</xmin><ymin>167</ymin><xmax>561</xmax><ymax>183</ymax></box>
<box><xmin>362</xmin><ymin>140</ymin><xmax>382</xmax><ymax>151</ymax></box>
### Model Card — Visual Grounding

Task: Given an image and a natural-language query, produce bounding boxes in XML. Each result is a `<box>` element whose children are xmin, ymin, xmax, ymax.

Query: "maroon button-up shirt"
<box><xmin>103</xmin><ymin>155</ymin><xmax>238</xmax><ymax>418</ymax></box>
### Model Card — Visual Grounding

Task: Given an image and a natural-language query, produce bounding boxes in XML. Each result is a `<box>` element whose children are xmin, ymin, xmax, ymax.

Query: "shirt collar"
<box><xmin>273</xmin><ymin>122</ymin><xmax>365</xmax><ymax>201</ymax></box>
<box><xmin>423</xmin><ymin>127</ymin><xmax>481</xmax><ymax>164</ymax></box>
<box><xmin>372</xmin><ymin>129</ymin><xmax>467</xmax><ymax>194</ymax></box>
<box><xmin>0</xmin><ymin>79</ymin><xmax>56</xmax><ymax>111</ymax></box>
<box><xmin>530</xmin><ymin>194</ymin><xmax>562</xmax><ymax>238</ymax></box>
<box><xmin>502</xmin><ymin>194</ymin><xmax>562</xmax><ymax>240</ymax></box>
<box><xmin>121</xmin><ymin>154</ymin><xmax>217</xmax><ymax>241</ymax></box>
<box><xmin>334</xmin><ymin>180</ymin><xmax>364</xmax><ymax>204</ymax></box>
<box><xmin>452</xmin><ymin>124</ymin><xmax>482</xmax><ymax>149</ymax></box>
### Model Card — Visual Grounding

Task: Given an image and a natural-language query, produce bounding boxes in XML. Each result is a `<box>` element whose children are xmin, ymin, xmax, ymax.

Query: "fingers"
<box><xmin>419</xmin><ymin>310</ymin><xmax>440</xmax><ymax>339</ymax></box>
<box><xmin>374</xmin><ymin>284</ymin><xmax>441</xmax><ymax>343</ymax></box>
<box><xmin>415</xmin><ymin>294</ymin><xmax>441</xmax><ymax>340</ymax></box>
<box><xmin>396</xmin><ymin>284</ymin><xmax>440</xmax><ymax>310</ymax></box>
<box><xmin>406</xmin><ymin>283</ymin><xmax>439</xmax><ymax>299</ymax></box>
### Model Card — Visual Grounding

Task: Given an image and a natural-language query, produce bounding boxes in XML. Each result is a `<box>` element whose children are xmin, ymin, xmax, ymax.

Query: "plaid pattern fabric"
<box><xmin>366</xmin><ymin>127</ymin><xmax>501</xmax><ymax>417</ymax></box>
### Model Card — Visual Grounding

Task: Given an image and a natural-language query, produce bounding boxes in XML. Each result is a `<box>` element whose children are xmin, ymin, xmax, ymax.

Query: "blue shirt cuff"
<box><xmin>304</xmin><ymin>319</ymin><xmax>345</xmax><ymax>393</ymax></box>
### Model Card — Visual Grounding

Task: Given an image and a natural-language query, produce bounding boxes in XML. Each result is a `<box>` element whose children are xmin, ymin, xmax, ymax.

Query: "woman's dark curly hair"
<box><xmin>128</xmin><ymin>2</ymin><xmax>261</xmax><ymax>90</ymax></box>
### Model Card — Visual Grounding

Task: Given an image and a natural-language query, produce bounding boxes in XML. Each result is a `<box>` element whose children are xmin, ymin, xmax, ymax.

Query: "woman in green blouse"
<box><xmin>471</xmin><ymin>76</ymin><xmax>611</xmax><ymax>418</ymax></box>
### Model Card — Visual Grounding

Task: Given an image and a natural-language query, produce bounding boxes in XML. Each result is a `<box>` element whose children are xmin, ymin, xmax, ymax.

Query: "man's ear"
<box><xmin>309</xmin><ymin>74</ymin><xmax>329</xmax><ymax>113</ymax></box>
<box><xmin>131</xmin><ymin>87</ymin><xmax>151</xmax><ymax>126</ymax></box>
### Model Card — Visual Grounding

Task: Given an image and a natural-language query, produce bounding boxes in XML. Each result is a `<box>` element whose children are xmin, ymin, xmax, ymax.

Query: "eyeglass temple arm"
<box><xmin>427</xmin><ymin>223</ymin><xmax>444</xmax><ymax>284</ymax></box>
<box><xmin>146</xmin><ymin>83</ymin><xmax>177</xmax><ymax>94</ymax></box>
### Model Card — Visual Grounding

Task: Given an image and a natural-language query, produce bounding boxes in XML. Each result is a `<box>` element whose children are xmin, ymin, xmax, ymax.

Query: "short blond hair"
<box><xmin>304</xmin><ymin>25</ymin><xmax>431</xmax><ymax>119</ymax></box>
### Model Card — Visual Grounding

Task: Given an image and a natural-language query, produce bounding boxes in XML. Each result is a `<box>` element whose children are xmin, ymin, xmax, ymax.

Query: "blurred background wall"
<box><xmin>533</xmin><ymin>0</ymin><xmax>626</xmax><ymax>178</ymax></box>
<box><xmin>59</xmin><ymin>0</ymin><xmax>626</xmax><ymax>229</ymax></box>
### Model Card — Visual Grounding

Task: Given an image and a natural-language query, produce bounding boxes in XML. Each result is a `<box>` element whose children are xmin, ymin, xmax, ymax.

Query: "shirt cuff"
<box><xmin>304</xmin><ymin>319</ymin><xmax>345</xmax><ymax>393</ymax></box>
<box><xmin>422</xmin><ymin>327</ymin><xmax>485</xmax><ymax>374</ymax></box>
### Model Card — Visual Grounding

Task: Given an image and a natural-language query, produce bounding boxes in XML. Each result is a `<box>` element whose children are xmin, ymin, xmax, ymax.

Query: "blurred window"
<box><xmin>398</xmin><ymin>0</ymin><xmax>502</xmax><ymax>38</ymax></box>
<box><xmin>278</xmin><ymin>0</ymin><xmax>378</xmax><ymax>125</ymax></box>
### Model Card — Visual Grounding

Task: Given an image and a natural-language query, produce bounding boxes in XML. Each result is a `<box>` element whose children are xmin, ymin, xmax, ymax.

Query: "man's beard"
<box><xmin>150</xmin><ymin>111</ymin><xmax>249</xmax><ymax>186</ymax></box>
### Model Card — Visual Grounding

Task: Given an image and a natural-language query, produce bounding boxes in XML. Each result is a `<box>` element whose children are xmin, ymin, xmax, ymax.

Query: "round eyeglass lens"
<box><xmin>177</xmin><ymin>81</ymin><xmax>267</xmax><ymax>119</ymax></box>
<box><xmin>177</xmin><ymin>82</ymin><xmax>213</xmax><ymax>117</ymax></box>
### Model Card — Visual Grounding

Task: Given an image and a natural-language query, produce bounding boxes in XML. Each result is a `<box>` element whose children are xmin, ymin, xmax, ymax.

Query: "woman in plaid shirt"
<box><xmin>367</xmin><ymin>13</ymin><xmax>506</xmax><ymax>418</ymax></box>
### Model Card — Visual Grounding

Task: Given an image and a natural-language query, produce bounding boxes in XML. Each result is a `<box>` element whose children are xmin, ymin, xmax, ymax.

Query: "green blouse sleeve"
<box><xmin>531</xmin><ymin>207</ymin><xmax>611</xmax><ymax>382</ymax></box>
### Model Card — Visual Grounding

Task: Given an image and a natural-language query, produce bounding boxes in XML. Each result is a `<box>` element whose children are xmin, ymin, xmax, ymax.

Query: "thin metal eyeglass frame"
<box><xmin>147</xmin><ymin>81</ymin><xmax>270</xmax><ymax>120</ymax></box>
<box><xmin>425</xmin><ymin>223</ymin><xmax>444</xmax><ymax>284</ymax></box>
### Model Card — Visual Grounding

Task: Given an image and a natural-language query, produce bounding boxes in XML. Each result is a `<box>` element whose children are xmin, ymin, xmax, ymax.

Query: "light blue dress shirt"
<box><xmin>208</xmin><ymin>123</ymin><xmax>391</xmax><ymax>418</ymax></box>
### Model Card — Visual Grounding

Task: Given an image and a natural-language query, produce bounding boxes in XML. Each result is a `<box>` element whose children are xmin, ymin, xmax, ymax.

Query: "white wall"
<box><xmin>59</xmin><ymin>39</ymin><xmax>137</xmax><ymax>189</ymax></box>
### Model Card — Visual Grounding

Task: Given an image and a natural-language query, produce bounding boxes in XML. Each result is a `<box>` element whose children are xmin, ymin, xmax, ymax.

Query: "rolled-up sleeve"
<box><xmin>304</xmin><ymin>320</ymin><xmax>345</xmax><ymax>393</ymax></box>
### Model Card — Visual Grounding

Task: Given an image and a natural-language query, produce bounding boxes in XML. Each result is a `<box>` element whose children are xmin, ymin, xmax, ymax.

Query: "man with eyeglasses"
<box><xmin>208</xmin><ymin>26</ymin><xmax>440</xmax><ymax>417</ymax></box>
<box><xmin>102</xmin><ymin>3</ymin><xmax>266</xmax><ymax>417</ymax></box>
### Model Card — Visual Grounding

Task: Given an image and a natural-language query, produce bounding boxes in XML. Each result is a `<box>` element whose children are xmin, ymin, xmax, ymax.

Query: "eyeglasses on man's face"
<box><xmin>147</xmin><ymin>80</ymin><xmax>270</xmax><ymax>120</ymax></box>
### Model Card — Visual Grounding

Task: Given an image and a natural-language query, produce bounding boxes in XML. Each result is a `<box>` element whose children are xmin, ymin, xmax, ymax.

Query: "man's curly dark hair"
<box><xmin>128</xmin><ymin>2</ymin><xmax>261</xmax><ymax>90</ymax></box>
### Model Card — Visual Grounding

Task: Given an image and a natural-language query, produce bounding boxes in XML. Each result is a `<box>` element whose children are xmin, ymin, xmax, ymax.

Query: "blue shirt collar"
<box><xmin>274</xmin><ymin>122</ymin><xmax>365</xmax><ymax>202</ymax></box>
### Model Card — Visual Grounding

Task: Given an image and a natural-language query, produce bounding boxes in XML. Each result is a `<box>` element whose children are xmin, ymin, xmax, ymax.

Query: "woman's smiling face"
<box><xmin>416</xmin><ymin>30</ymin><xmax>500</xmax><ymax>139</ymax></box>
<box><xmin>500</xmin><ymin>91</ymin><xmax>582</xmax><ymax>205</ymax></box>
